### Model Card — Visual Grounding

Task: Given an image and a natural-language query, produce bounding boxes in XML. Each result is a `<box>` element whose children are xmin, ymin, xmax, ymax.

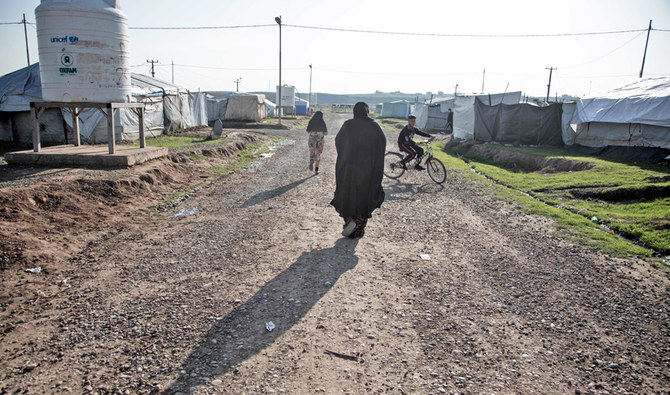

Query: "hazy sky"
<box><xmin>1</xmin><ymin>0</ymin><xmax>669</xmax><ymax>98</ymax></box>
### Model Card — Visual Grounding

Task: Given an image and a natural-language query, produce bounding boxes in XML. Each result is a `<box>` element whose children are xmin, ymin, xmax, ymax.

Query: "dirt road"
<box><xmin>1</xmin><ymin>113</ymin><xmax>669</xmax><ymax>394</ymax></box>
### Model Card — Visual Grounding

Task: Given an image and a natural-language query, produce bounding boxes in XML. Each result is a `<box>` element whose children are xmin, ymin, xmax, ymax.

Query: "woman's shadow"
<box><xmin>165</xmin><ymin>238</ymin><xmax>360</xmax><ymax>393</ymax></box>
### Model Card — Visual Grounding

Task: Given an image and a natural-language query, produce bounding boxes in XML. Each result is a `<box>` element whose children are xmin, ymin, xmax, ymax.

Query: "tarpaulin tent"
<box><xmin>380</xmin><ymin>100</ymin><xmax>412</xmax><ymax>118</ymax></box>
<box><xmin>414</xmin><ymin>98</ymin><xmax>455</xmax><ymax>131</ymax></box>
<box><xmin>206</xmin><ymin>96</ymin><xmax>227</xmax><ymax>124</ymax></box>
<box><xmin>224</xmin><ymin>93</ymin><xmax>266</xmax><ymax>122</ymax></box>
<box><xmin>574</xmin><ymin>77</ymin><xmax>670</xmax><ymax>149</ymax></box>
<box><xmin>132</xmin><ymin>73</ymin><xmax>207</xmax><ymax>132</ymax></box>
<box><xmin>453</xmin><ymin>92</ymin><xmax>522</xmax><ymax>140</ymax></box>
<box><xmin>295</xmin><ymin>97</ymin><xmax>309</xmax><ymax>115</ymax></box>
<box><xmin>265</xmin><ymin>99</ymin><xmax>276</xmax><ymax>117</ymax></box>
<box><xmin>0</xmin><ymin>63</ymin><xmax>66</xmax><ymax>144</ymax></box>
<box><xmin>0</xmin><ymin>64</ymin><xmax>207</xmax><ymax>144</ymax></box>
<box><xmin>474</xmin><ymin>101</ymin><xmax>563</xmax><ymax>146</ymax></box>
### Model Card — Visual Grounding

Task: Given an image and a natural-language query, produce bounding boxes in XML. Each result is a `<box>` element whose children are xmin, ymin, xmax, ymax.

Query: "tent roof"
<box><xmin>0</xmin><ymin>64</ymin><xmax>190</xmax><ymax>111</ymax></box>
<box><xmin>0</xmin><ymin>63</ymin><xmax>42</xmax><ymax>112</ymax></box>
<box><xmin>131</xmin><ymin>73</ymin><xmax>183</xmax><ymax>96</ymax></box>
<box><xmin>577</xmin><ymin>76</ymin><xmax>670</xmax><ymax>127</ymax></box>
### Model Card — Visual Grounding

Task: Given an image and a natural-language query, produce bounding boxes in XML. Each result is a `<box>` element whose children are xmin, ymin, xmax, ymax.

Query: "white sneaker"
<box><xmin>341</xmin><ymin>221</ymin><xmax>356</xmax><ymax>237</ymax></box>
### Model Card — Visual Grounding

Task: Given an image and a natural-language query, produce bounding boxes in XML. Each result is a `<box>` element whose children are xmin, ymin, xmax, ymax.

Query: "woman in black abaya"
<box><xmin>330</xmin><ymin>102</ymin><xmax>386</xmax><ymax>238</ymax></box>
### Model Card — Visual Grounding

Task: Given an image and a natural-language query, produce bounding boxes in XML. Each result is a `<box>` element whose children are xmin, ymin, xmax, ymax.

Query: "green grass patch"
<box><xmin>210</xmin><ymin>137</ymin><xmax>285</xmax><ymax>175</ymax></box>
<box><xmin>438</xmin><ymin>142</ymin><xmax>669</xmax><ymax>257</ymax></box>
<box><xmin>376</xmin><ymin>118</ymin><xmax>406</xmax><ymax>132</ymax></box>
<box><xmin>131</xmin><ymin>135</ymin><xmax>229</xmax><ymax>149</ymax></box>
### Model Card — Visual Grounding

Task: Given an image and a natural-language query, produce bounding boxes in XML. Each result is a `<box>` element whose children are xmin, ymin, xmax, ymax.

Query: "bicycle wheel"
<box><xmin>384</xmin><ymin>152</ymin><xmax>405</xmax><ymax>179</ymax></box>
<box><xmin>426</xmin><ymin>157</ymin><xmax>447</xmax><ymax>184</ymax></box>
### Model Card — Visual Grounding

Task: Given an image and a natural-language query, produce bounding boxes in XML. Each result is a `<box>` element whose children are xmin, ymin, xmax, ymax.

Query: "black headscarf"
<box><xmin>306</xmin><ymin>111</ymin><xmax>327</xmax><ymax>133</ymax></box>
<box><xmin>353</xmin><ymin>102</ymin><xmax>370</xmax><ymax>119</ymax></box>
<box><xmin>330</xmin><ymin>102</ymin><xmax>386</xmax><ymax>218</ymax></box>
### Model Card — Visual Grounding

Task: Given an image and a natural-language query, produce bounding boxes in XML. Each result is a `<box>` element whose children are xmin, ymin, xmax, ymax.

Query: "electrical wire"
<box><xmin>560</xmin><ymin>31</ymin><xmax>646</xmax><ymax>69</ymax></box>
<box><xmin>129</xmin><ymin>63</ymin><xmax>304</xmax><ymax>71</ymax></box>
<box><xmin>129</xmin><ymin>24</ymin><xmax>274</xmax><ymax>30</ymax></box>
<box><xmin>283</xmin><ymin>24</ymin><xmax>647</xmax><ymax>38</ymax></box>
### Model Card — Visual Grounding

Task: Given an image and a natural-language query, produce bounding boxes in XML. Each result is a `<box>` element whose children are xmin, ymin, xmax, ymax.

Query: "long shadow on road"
<box><xmin>383</xmin><ymin>179</ymin><xmax>445</xmax><ymax>201</ymax></box>
<box><xmin>164</xmin><ymin>237</ymin><xmax>359</xmax><ymax>393</ymax></box>
<box><xmin>241</xmin><ymin>175</ymin><xmax>315</xmax><ymax>208</ymax></box>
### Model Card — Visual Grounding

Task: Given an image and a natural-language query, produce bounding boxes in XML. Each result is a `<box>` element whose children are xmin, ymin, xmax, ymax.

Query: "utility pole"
<box><xmin>308</xmin><ymin>64</ymin><xmax>313</xmax><ymax>111</ymax></box>
<box><xmin>545</xmin><ymin>67</ymin><xmax>556</xmax><ymax>103</ymax></box>
<box><xmin>23</xmin><ymin>13</ymin><xmax>30</xmax><ymax>66</ymax></box>
<box><xmin>234</xmin><ymin>77</ymin><xmax>242</xmax><ymax>92</ymax></box>
<box><xmin>639</xmin><ymin>20</ymin><xmax>652</xmax><ymax>78</ymax></box>
<box><xmin>171</xmin><ymin>61</ymin><xmax>174</xmax><ymax>84</ymax></box>
<box><xmin>275</xmin><ymin>16</ymin><xmax>282</xmax><ymax>125</ymax></box>
<box><xmin>481</xmin><ymin>68</ymin><xmax>485</xmax><ymax>93</ymax></box>
<box><xmin>147</xmin><ymin>60</ymin><xmax>158</xmax><ymax>78</ymax></box>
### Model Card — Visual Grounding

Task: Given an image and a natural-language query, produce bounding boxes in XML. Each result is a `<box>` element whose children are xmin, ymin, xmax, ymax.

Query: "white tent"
<box><xmin>452</xmin><ymin>91</ymin><xmax>522</xmax><ymax>140</ymax></box>
<box><xmin>414</xmin><ymin>98</ymin><xmax>455</xmax><ymax>130</ymax></box>
<box><xmin>380</xmin><ymin>100</ymin><xmax>412</xmax><ymax>118</ymax></box>
<box><xmin>0</xmin><ymin>63</ymin><xmax>208</xmax><ymax>144</ymax></box>
<box><xmin>264</xmin><ymin>99</ymin><xmax>276</xmax><ymax>117</ymax></box>
<box><xmin>574</xmin><ymin>77</ymin><xmax>670</xmax><ymax>148</ymax></box>
<box><xmin>224</xmin><ymin>93</ymin><xmax>266</xmax><ymax>122</ymax></box>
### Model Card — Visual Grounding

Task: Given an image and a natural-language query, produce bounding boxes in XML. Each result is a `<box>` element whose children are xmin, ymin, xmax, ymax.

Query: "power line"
<box><xmin>560</xmin><ymin>31</ymin><xmax>645</xmax><ymax>69</ymax></box>
<box><xmin>129</xmin><ymin>24</ymin><xmax>273</xmax><ymax>30</ymax></box>
<box><xmin>3</xmin><ymin>19</ymin><xmax>670</xmax><ymax>36</ymax></box>
<box><xmin>130</xmin><ymin>63</ymin><xmax>303</xmax><ymax>71</ymax></box>
<box><xmin>283</xmin><ymin>24</ymin><xmax>648</xmax><ymax>38</ymax></box>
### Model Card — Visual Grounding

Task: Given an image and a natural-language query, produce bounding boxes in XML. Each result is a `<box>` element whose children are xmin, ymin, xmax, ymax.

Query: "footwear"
<box><xmin>415</xmin><ymin>164</ymin><xmax>425</xmax><ymax>171</ymax></box>
<box><xmin>341</xmin><ymin>221</ymin><xmax>356</xmax><ymax>237</ymax></box>
<box><xmin>315</xmin><ymin>166</ymin><xmax>319</xmax><ymax>174</ymax></box>
<box><xmin>400</xmin><ymin>163</ymin><xmax>408</xmax><ymax>170</ymax></box>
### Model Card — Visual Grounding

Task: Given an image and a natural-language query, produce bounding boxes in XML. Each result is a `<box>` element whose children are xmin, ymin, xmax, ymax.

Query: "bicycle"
<box><xmin>383</xmin><ymin>139</ymin><xmax>447</xmax><ymax>184</ymax></box>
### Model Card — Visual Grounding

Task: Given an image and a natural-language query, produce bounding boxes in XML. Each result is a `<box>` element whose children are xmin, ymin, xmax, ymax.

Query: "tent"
<box><xmin>132</xmin><ymin>73</ymin><xmax>207</xmax><ymax>132</ymax></box>
<box><xmin>206</xmin><ymin>95</ymin><xmax>228</xmax><ymax>125</ymax></box>
<box><xmin>295</xmin><ymin>97</ymin><xmax>309</xmax><ymax>115</ymax></box>
<box><xmin>414</xmin><ymin>98</ymin><xmax>455</xmax><ymax>131</ymax></box>
<box><xmin>574</xmin><ymin>77</ymin><xmax>670</xmax><ymax>149</ymax></box>
<box><xmin>453</xmin><ymin>91</ymin><xmax>522</xmax><ymax>140</ymax></box>
<box><xmin>0</xmin><ymin>63</ymin><xmax>207</xmax><ymax>144</ymax></box>
<box><xmin>380</xmin><ymin>100</ymin><xmax>412</xmax><ymax>118</ymax></box>
<box><xmin>474</xmin><ymin>101</ymin><xmax>564</xmax><ymax>146</ymax></box>
<box><xmin>264</xmin><ymin>99</ymin><xmax>276</xmax><ymax>118</ymax></box>
<box><xmin>0</xmin><ymin>63</ymin><xmax>66</xmax><ymax>144</ymax></box>
<box><xmin>224</xmin><ymin>93</ymin><xmax>266</xmax><ymax>122</ymax></box>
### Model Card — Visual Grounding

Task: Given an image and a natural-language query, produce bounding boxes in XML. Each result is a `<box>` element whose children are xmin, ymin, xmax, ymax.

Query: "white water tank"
<box><xmin>276</xmin><ymin>85</ymin><xmax>296</xmax><ymax>108</ymax></box>
<box><xmin>35</xmin><ymin>0</ymin><xmax>131</xmax><ymax>103</ymax></box>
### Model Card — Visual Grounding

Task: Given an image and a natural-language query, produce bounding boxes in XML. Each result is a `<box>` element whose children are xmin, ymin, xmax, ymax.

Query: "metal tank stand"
<box><xmin>30</xmin><ymin>101</ymin><xmax>146</xmax><ymax>154</ymax></box>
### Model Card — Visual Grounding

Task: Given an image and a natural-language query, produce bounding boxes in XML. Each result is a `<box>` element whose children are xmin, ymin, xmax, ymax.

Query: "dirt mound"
<box><xmin>446</xmin><ymin>141</ymin><xmax>594</xmax><ymax>173</ymax></box>
<box><xmin>0</xmin><ymin>131</ymin><xmax>267</xmax><ymax>270</ymax></box>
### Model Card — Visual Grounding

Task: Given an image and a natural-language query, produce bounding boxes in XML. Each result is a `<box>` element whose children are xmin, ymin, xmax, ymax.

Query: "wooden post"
<box><xmin>71</xmin><ymin>107</ymin><xmax>81</xmax><ymax>146</ymax></box>
<box><xmin>107</xmin><ymin>103</ymin><xmax>115</xmax><ymax>154</ymax></box>
<box><xmin>138</xmin><ymin>108</ymin><xmax>145</xmax><ymax>148</ymax></box>
<box><xmin>30</xmin><ymin>102</ymin><xmax>41</xmax><ymax>152</ymax></box>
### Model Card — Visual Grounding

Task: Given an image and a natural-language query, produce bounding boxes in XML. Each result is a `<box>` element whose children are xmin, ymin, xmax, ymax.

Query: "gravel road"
<box><xmin>1</xmin><ymin>113</ymin><xmax>668</xmax><ymax>394</ymax></box>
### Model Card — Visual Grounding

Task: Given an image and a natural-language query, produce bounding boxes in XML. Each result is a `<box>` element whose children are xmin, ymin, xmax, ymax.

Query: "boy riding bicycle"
<box><xmin>398</xmin><ymin>115</ymin><xmax>432</xmax><ymax>170</ymax></box>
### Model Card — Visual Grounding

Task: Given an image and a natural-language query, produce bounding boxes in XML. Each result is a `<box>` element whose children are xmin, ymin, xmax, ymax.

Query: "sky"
<box><xmin>1</xmin><ymin>0</ymin><xmax>669</xmax><ymax>98</ymax></box>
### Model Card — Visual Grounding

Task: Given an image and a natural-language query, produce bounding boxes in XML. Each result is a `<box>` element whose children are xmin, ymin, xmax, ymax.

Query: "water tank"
<box><xmin>276</xmin><ymin>85</ymin><xmax>296</xmax><ymax>108</ymax></box>
<box><xmin>35</xmin><ymin>0</ymin><xmax>131</xmax><ymax>103</ymax></box>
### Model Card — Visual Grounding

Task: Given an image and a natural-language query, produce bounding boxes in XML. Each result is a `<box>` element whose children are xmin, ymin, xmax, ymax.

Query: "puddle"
<box><xmin>248</xmin><ymin>139</ymin><xmax>296</xmax><ymax>172</ymax></box>
<box><xmin>246</xmin><ymin>161</ymin><xmax>264</xmax><ymax>173</ymax></box>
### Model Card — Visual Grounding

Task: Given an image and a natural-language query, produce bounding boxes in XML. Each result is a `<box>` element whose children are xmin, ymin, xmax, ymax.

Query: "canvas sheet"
<box><xmin>453</xmin><ymin>91</ymin><xmax>521</xmax><ymax>140</ymax></box>
<box><xmin>576</xmin><ymin>77</ymin><xmax>670</xmax><ymax>128</ymax></box>
<box><xmin>474</xmin><ymin>101</ymin><xmax>563</xmax><ymax>146</ymax></box>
